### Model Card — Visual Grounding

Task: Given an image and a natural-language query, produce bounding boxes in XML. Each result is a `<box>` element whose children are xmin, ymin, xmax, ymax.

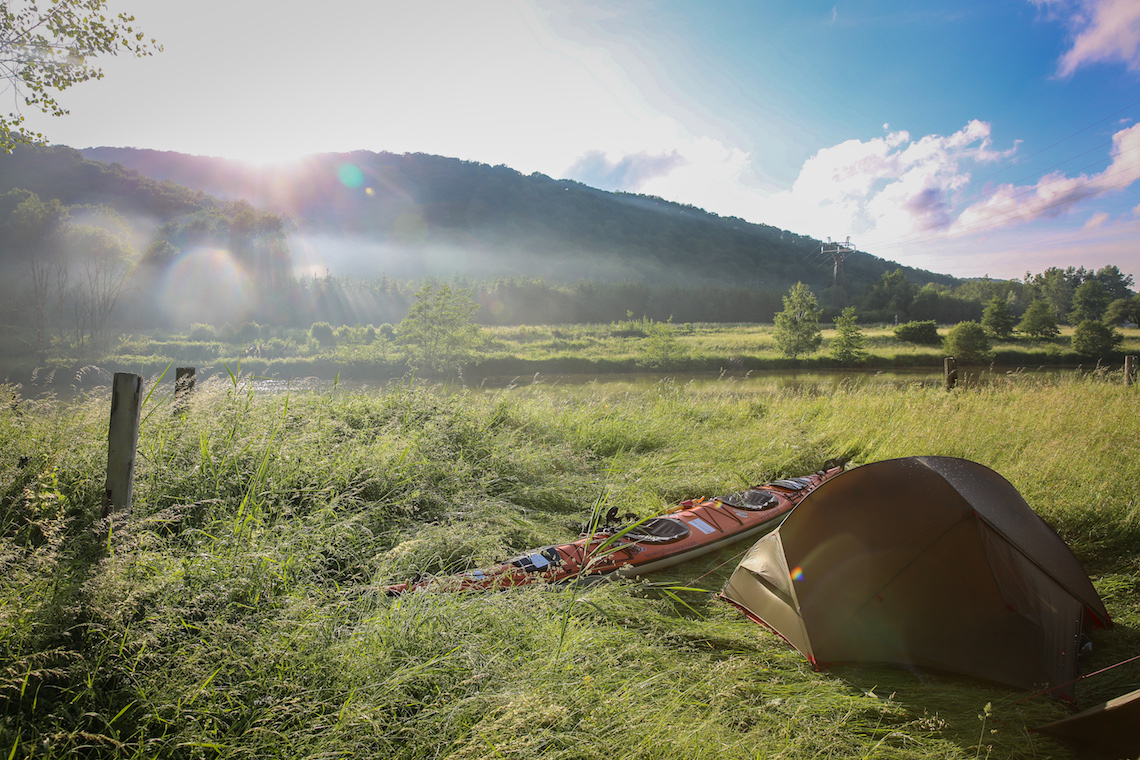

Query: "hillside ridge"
<box><xmin>78</xmin><ymin>145</ymin><xmax>959</xmax><ymax>291</ymax></box>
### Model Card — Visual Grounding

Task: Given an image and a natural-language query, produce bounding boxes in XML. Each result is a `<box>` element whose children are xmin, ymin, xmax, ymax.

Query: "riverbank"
<box><xmin>2</xmin><ymin>374</ymin><xmax>1138</xmax><ymax>758</ymax></box>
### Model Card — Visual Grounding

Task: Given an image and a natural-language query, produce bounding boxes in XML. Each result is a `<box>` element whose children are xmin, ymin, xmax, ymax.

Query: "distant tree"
<box><xmin>1</xmin><ymin>1</ymin><xmax>162</xmax><ymax>150</ymax></box>
<box><xmin>398</xmin><ymin>282</ymin><xmax>482</xmax><ymax>373</ymax></box>
<box><xmin>863</xmin><ymin>268</ymin><xmax>917</xmax><ymax>319</ymax></box>
<box><xmin>829</xmin><ymin>306</ymin><xmax>867</xmax><ymax>364</ymax></box>
<box><xmin>910</xmin><ymin>283</ymin><xmax>979</xmax><ymax>324</ymax></box>
<box><xmin>981</xmin><ymin>296</ymin><xmax>1017</xmax><ymax>339</ymax></box>
<box><xmin>893</xmin><ymin>320</ymin><xmax>941</xmax><ymax>345</ymax></box>
<box><xmin>1071</xmin><ymin>320</ymin><xmax>1123</xmax><ymax>358</ymax></box>
<box><xmin>953</xmin><ymin>276</ymin><xmax>1024</xmax><ymax>309</ymax></box>
<box><xmin>1018</xmin><ymin>299</ymin><xmax>1060</xmax><ymax>340</ymax></box>
<box><xmin>1104</xmin><ymin>295</ymin><xmax>1140</xmax><ymax>326</ymax></box>
<box><xmin>943</xmin><ymin>321</ymin><xmax>991</xmax><ymax>363</ymax></box>
<box><xmin>1069</xmin><ymin>280</ymin><xmax>1111</xmax><ymax>324</ymax></box>
<box><xmin>1089</xmin><ymin>264</ymin><xmax>1134</xmax><ymax>302</ymax></box>
<box><xmin>60</xmin><ymin>220</ymin><xmax>135</xmax><ymax>354</ymax></box>
<box><xmin>1024</xmin><ymin>268</ymin><xmax>1075</xmax><ymax>324</ymax></box>
<box><xmin>6</xmin><ymin>192</ymin><xmax>68</xmax><ymax>356</ymax></box>
<box><xmin>773</xmin><ymin>282</ymin><xmax>822</xmax><ymax>359</ymax></box>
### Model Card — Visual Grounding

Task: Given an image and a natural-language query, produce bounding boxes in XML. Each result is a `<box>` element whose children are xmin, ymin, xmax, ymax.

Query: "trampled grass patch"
<box><xmin>1</xmin><ymin>373</ymin><xmax>1138</xmax><ymax>758</ymax></box>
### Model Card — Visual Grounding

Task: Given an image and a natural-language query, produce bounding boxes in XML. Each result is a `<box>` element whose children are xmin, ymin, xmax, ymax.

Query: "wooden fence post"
<box><xmin>104</xmin><ymin>372</ymin><xmax>143</xmax><ymax>517</ymax></box>
<box><xmin>1127</xmin><ymin>355</ymin><xmax>1137</xmax><ymax>387</ymax></box>
<box><xmin>944</xmin><ymin>356</ymin><xmax>958</xmax><ymax>391</ymax></box>
<box><xmin>174</xmin><ymin>366</ymin><xmax>196</xmax><ymax>414</ymax></box>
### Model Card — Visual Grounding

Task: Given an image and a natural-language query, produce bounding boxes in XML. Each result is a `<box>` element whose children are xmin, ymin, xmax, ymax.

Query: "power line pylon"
<box><xmin>820</xmin><ymin>236</ymin><xmax>855</xmax><ymax>289</ymax></box>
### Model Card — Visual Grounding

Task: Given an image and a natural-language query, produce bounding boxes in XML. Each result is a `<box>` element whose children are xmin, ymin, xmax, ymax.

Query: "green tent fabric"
<box><xmin>721</xmin><ymin>457</ymin><xmax>1111</xmax><ymax>697</ymax></box>
<box><xmin>1036</xmin><ymin>687</ymin><xmax>1140</xmax><ymax>759</ymax></box>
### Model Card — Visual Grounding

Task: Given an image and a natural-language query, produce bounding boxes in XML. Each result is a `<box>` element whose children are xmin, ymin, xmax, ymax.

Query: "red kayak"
<box><xmin>384</xmin><ymin>463</ymin><xmax>845</xmax><ymax>594</ymax></box>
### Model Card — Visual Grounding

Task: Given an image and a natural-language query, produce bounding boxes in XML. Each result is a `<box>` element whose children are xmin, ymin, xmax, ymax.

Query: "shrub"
<box><xmin>310</xmin><ymin>321</ymin><xmax>336</xmax><ymax>348</ymax></box>
<box><xmin>636</xmin><ymin>320</ymin><xmax>688</xmax><ymax>368</ymax></box>
<box><xmin>237</xmin><ymin>321</ymin><xmax>261</xmax><ymax>341</ymax></box>
<box><xmin>943</xmin><ymin>321</ymin><xmax>991</xmax><ymax>363</ymax></box>
<box><xmin>893</xmin><ymin>320</ymin><xmax>940</xmax><ymax>345</ymax></box>
<box><xmin>1072</xmin><ymin>320</ymin><xmax>1123</xmax><ymax>358</ymax></box>
<box><xmin>188</xmin><ymin>323</ymin><xmax>216</xmax><ymax>340</ymax></box>
<box><xmin>612</xmin><ymin>312</ymin><xmax>651</xmax><ymax>338</ymax></box>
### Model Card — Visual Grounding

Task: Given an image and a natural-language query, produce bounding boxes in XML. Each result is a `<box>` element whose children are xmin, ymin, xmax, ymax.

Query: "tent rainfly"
<box><xmin>1035</xmin><ymin>687</ymin><xmax>1140</xmax><ymax>759</ymax></box>
<box><xmin>721</xmin><ymin>456</ymin><xmax>1111</xmax><ymax>698</ymax></box>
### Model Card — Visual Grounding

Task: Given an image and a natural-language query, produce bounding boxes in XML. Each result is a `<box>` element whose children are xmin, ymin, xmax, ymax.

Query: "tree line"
<box><xmin>772</xmin><ymin>271</ymin><xmax>1137</xmax><ymax>367</ymax></box>
<box><xmin>1</xmin><ymin>179</ymin><xmax>1135</xmax><ymax>367</ymax></box>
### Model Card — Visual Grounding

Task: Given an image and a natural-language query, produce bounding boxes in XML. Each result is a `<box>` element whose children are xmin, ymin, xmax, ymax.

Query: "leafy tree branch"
<box><xmin>1</xmin><ymin>0</ymin><xmax>161</xmax><ymax>150</ymax></box>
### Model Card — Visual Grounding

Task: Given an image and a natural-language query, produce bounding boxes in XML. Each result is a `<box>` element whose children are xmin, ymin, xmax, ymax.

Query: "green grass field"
<box><xmin>2</xmin><ymin>372</ymin><xmax>1139</xmax><ymax>758</ymax></box>
<box><xmin>6</xmin><ymin>321</ymin><xmax>1139</xmax><ymax>385</ymax></box>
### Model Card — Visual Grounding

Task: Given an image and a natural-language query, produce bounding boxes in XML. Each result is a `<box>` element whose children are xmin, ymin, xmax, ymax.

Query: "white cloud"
<box><xmin>953</xmin><ymin>121</ymin><xmax>1140</xmax><ymax>231</ymax></box>
<box><xmin>565</xmin><ymin>150</ymin><xmax>687</xmax><ymax>192</ymax></box>
<box><xmin>1032</xmin><ymin>0</ymin><xmax>1140</xmax><ymax>76</ymax></box>
<box><xmin>1085</xmin><ymin>211</ymin><xmax>1111</xmax><ymax>227</ymax></box>
<box><xmin>550</xmin><ymin>113</ymin><xmax>1140</xmax><ymax>284</ymax></box>
<box><xmin>754</xmin><ymin>120</ymin><xmax>1013</xmax><ymax>245</ymax></box>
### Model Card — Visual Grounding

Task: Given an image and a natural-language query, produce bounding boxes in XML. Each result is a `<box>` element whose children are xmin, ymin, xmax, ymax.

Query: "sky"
<box><xmin>11</xmin><ymin>0</ymin><xmax>1140</xmax><ymax>284</ymax></box>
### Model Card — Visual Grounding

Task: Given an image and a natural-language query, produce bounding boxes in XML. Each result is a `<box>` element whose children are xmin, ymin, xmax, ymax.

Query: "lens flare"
<box><xmin>157</xmin><ymin>248</ymin><xmax>251</xmax><ymax>327</ymax></box>
<box><xmin>337</xmin><ymin>163</ymin><xmax>364</xmax><ymax>188</ymax></box>
<box><xmin>791</xmin><ymin>566</ymin><xmax>805</xmax><ymax>582</ymax></box>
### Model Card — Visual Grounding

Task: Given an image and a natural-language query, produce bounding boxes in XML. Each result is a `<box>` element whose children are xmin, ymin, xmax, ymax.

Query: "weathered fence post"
<box><xmin>944</xmin><ymin>356</ymin><xmax>958</xmax><ymax>391</ymax></box>
<box><xmin>174</xmin><ymin>366</ymin><xmax>196</xmax><ymax>414</ymax></box>
<box><xmin>104</xmin><ymin>372</ymin><xmax>143</xmax><ymax>518</ymax></box>
<box><xmin>1127</xmin><ymin>355</ymin><xmax>1137</xmax><ymax>387</ymax></box>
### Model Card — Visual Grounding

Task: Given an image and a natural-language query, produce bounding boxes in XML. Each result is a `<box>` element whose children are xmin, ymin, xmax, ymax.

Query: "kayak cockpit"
<box><xmin>508</xmin><ymin>547</ymin><xmax>565</xmax><ymax>573</ymax></box>
<box><xmin>624</xmin><ymin>517</ymin><xmax>691</xmax><ymax>544</ymax></box>
<box><xmin>715</xmin><ymin>489</ymin><xmax>780</xmax><ymax>510</ymax></box>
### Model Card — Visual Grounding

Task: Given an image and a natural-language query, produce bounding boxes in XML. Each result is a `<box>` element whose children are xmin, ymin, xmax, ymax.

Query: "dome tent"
<box><xmin>1036</xmin><ymin>687</ymin><xmax>1140</xmax><ymax>759</ymax></box>
<box><xmin>721</xmin><ymin>457</ymin><xmax>1111</xmax><ymax>698</ymax></box>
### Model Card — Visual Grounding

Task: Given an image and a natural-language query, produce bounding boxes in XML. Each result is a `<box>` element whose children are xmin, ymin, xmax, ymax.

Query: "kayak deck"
<box><xmin>384</xmin><ymin>464</ymin><xmax>844</xmax><ymax>594</ymax></box>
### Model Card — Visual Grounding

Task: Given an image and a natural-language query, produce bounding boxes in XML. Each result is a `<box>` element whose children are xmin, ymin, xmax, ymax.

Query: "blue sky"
<box><xmin>15</xmin><ymin>0</ymin><xmax>1140</xmax><ymax>284</ymax></box>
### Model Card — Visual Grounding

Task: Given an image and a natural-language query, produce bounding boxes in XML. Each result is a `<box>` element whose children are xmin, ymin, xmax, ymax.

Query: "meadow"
<box><xmin>2</xmin><ymin>367</ymin><xmax>1139</xmax><ymax>759</ymax></box>
<box><xmin>10</xmin><ymin>321</ymin><xmax>1140</xmax><ymax>389</ymax></box>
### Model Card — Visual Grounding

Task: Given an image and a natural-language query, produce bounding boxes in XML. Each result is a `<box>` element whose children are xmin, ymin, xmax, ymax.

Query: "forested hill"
<box><xmin>0</xmin><ymin>144</ymin><xmax>215</xmax><ymax>220</ymax></box>
<box><xmin>79</xmin><ymin>146</ymin><xmax>959</xmax><ymax>292</ymax></box>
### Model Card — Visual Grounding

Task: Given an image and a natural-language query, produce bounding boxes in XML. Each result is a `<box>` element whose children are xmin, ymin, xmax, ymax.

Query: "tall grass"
<box><xmin>1</xmin><ymin>373</ymin><xmax>1137</xmax><ymax>758</ymax></box>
